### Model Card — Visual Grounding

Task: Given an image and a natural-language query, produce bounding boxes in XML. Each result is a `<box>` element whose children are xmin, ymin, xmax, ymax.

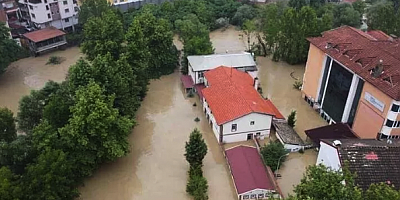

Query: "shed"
<box><xmin>225</xmin><ymin>145</ymin><xmax>281</xmax><ymax>199</ymax></box>
<box><xmin>305</xmin><ymin>123</ymin><xmax>358</xmax><ymax>147</ymax></box>
<box><xmin>273</xmin><ymin>121</ymin><xmax>305</xmax><ymax>152</ymax></box>
<box><xmin>22</xmin><ymin>27</ymin><xmax>67</xmax><ymax>54</ymax></box>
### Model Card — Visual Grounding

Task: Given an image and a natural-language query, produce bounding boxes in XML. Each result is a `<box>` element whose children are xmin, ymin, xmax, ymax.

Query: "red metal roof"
<box><xmin>307</xmin><ymin>26</ymin><xmax>400</xmax><ymax>100</ymax></box>
<box><xmin>225</xmin><ymin>145</ymin><xmax>275</xmax><ymax>194</ymax></box>
<box><xmin>23</xmin><ymin>27</ymin><xmax>65</xmax><ymax>43</ymax></box>
<box><xmin>180</xmin><ymin>75</ymin><xmax>194</xmax><ymax>89</ymax></box>
<box><xmin>202</xmin><ymin>66</ymin><xmax>278</xmax><ymax>125</ymax></box>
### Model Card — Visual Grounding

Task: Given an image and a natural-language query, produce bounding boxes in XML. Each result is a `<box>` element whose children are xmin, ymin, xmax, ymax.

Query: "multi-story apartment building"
<box><xmin>302</xmin><ymin>26</ymin><xmax>400</xmax><ymax>139</ymax></box>
<box><xmin>19</xmin><ymin>0</ymin><xmax>79</xmax><ymax>31</ymax></box>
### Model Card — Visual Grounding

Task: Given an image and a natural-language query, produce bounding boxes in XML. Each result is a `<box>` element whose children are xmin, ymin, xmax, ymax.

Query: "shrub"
<box><xmin>66</xmin><ymin>32</ymin><xmax>83</xmax><ymax>46</ymax></box>
<box><xmin>194</xmin><ymin>117</ymin><xmax>200</xmax><ymax>122</ymax></box>
<box><xmin>186</xmin><ymin>175</ymin><xmax>208</xmax><ymax>200</ymax></box>
<box><xmin>288</xmin><ymin>110</ymin><xmax>297</xmax><ymax>128</ymax></box>
<box><xmin>260</xmin><ymin>141</ymin><xmax>288</xmax><ymax>171</ymax></box>
<box><xmin>214</xmin><ymin>17</ymin><xmax>229</xmax><ymax>29</ymax></box>
<box><xmin>293</xmin><ymin>80</ymin><xmax>302</xmax><ymax>90</ymax></box>
<box><xmin>188</xmin><ymin>164</ymin><xmax>203</xmax><ymax>178</ymax></box>
<box><xmin>46</xmin><ymin>56</ymin><xmax>62</xmax><ymax>65</ymax></box>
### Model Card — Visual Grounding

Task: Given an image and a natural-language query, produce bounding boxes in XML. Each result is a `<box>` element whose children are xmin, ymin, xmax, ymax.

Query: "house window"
<box><xmin>29</xmin><ymin>5</ymin><xmax>33</xmax><ymax>10</ymax></box>
<box><xmin>31</xmin><ymin>13</ymin><xmax>36</xmax><ymax>18</ymax></box>
<box><xmin>44</xmin><ymin>0</ymin><xmax>47</xmax><ymax>2</ymax></box>
<box><xmin>64</xmin><ymin>18</ymin><xmax>69</xmax><ymax>22</ymax></box>
<box><xmin>386</xmin><ymin>119</ymin><xmax>394</xmax><ymax>127</ymax></box>
<box><xmin>51</xmin><ymin>11</ymin><xmax>54</xmax><ymax>14</ymax></box>
<box><xmin>243</xmin><ymin>195</ymin><xmax>249</xmax><ymax>199</ymax></box>
<box><xmin>65</xmin><ymin>8</ymin><xmax>69</xmax><ymax>13</ymax></box>
<box><xmin>231</xmin><ymin>124</ymin><xmax>237</xmax><ymax>132</ymax></box>
<box><xmin>250</xmin><ymin>121</ymin><xmax>255</xmax><ymax>125</ymax></box>
<box><xmin>391</xmin><ymin>104</ymin><xmax>400</xmax><ymax>112</ymax></box>
<box><xmin>46</xmin><ymin>5</ymin><xmax>49</xmax><ymax>10</ymax></box>
<box><xmin>250</xmin><ymin>194</ymin><xmax>256</xmax><ymax>199</ymax></box>
<box><xmin>258</xmin><ymin>194</ymin><xmax>264</xmax><ymax>198</ymax></box>
<box><xmin>63</xmin><ymin>0</ymin><xmax>67</xmax><ymax>4</ymax></box>
<box><xmin>47</xmin><ymin>13</ymin><xmax>51</xmax><ymax>18</ymax></box>
<box><xmin>198</xmin><ymin>72</ymin><xmax>204</xmax><ymax>78</ymax></box>
<box><xmin>74</xmin><ymin>6</ymin><xmax>78</xmax><ymax>12</ymax></box>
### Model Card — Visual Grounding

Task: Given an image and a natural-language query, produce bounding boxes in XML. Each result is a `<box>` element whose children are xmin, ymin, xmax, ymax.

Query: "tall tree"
<box><xmin>22</xmin><ymin>149</ymin><xmax>79</xmax><ymax>200</ymax></box>
<box><xmin>0</xmin><ymin>22</ymin><xmax>24</xmax><ymax>75</ymax></box>
<box><xmin>332</xmin><ymin>3</ymin><xmax>362</xmax><ymax>28</ymax></box>
<box><xmin>59</xmin><ymin>81</ymin><xmax>133</xmax><ymax>177</ymax></box>
<box><xmin>78</xmin><ymin>0</ymin><xmax>111</xmax><ymax>25</ymax></box>
<box><xmin>260</xmin><ymin>141</ymin><xmax>288</xmax><ymax>171</ymax></box>
<box><xmin>367</xmin><ymin>1</ymin><xmax>400</xmax><ymax>36</ymax></box>
<box><xmin>81</xmin><ymin>10</ymin><xmax>124</xmax><ymax>60</ymax></box>
<box><xmin>184</xmin><ymin>128</ymin><xmax>208</xmax><ymax>167</ymax></box>
<box><xmin>352</xmin><ymin>0</ymin><xmax>367</xmax><ymax>15</ymax></box>
<box><xmin>0</xmin><ymin>108</ymin><xmax>16</xmax><ymax>143</ymax></box>
<box><xmin>293</xmin><ymin>164</ymin><xmax>362</xmax><ymax>200</ymax></box>
<box><xmin>231</xmin><ymin>4</ymin><xmax>257</xmax><ymax>27</ymax></box>
<box><xmin>0</xmin><ymin>166</ymin><xmax>21</xmax><ymax>199</ymax></box>
<box><xmin>364</xmin><ymin>183</ymin><xmax>400</xmax><ymax>200</ymax></box>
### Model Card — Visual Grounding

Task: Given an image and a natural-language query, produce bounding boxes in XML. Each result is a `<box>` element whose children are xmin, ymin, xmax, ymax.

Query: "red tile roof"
<box><xmin>202</xmin><ymin>66</ymin><xmax>279</xmax><ymax>125</ymax></box>
<box><xmin>23</xmin><ymin>27</ymin><xmax>65</xmax><ymax>43</ymax></box>
<box><xmin>307</xmin><ymin>26</ymin><xmax>400</xmax><ymax>100</ymax></box>
<box><xmin>265</xmin><ymin>99</ymin><xmax>284</xmax><ymax>119</ymax></box>
<box><xmin>0</xmin><ymin>10</ymin><xmax>7</xmax><ymax>23</ymax></box>
<box><xmin>225</xmin><ymin>145</ymin><xmax>276</xmax><ymax>194</ymax></box>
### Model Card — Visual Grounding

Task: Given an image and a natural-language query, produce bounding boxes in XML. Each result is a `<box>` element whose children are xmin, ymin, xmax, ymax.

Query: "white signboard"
<box><xmin>364</xmin><ymin>92</ymin><xmax>385</xmax><ymax>112</ymax></box>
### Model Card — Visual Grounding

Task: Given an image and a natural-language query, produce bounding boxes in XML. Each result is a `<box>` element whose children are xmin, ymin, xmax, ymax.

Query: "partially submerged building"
<box><xmin>317</xmin><ymin>139</ymin><xmax>400</xmax><ymax>190</ymax></box>
<box><xmin>202</xmin><ymin>66</ymin><xmax>283</xmax><ymax>143</ymax></box>
<box><xmin>273</xmin><ymin>121</ymin><xmax>305</xmax><ymax>152</ymax></box>
<box><xmin>225</xmin><ymin>145</ymin><xmax>281</xmax><ymax>199</ymax></box>
<box><xmin>302</xmin><ymin>26</ymin><xmax>400</xmax><ymax>139</ymax></box>
<box><xmin>22</xmin><ymin>26</ymin><xmax>66</xmax><ymax>54</ymax></box>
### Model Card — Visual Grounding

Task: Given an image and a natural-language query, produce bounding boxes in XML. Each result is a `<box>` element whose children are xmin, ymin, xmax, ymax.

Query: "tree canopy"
<box><xmin>260</xmin><ymin>141</ymin><xmax>288</xmax><ymax>171</ymax></box>
<box><xmin>0</xmin><ymin>22</ymin><xmax>25</xmax><ymax>75</ymax></box>
<box><xmin>367</xmin><ymin>0</ymin><xmax>400</xmax><ymax>36</ymax></box>
<box><xmin>0</xmin><ymin>108</ymin><xmax>16</xmax><ymax>143</ymax></box>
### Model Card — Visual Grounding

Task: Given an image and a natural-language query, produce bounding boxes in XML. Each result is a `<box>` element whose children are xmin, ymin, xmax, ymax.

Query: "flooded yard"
<box><xmin>0</xmin><ymin>47</ymin><xmax>82</xmax><ymax>114</ymax></box>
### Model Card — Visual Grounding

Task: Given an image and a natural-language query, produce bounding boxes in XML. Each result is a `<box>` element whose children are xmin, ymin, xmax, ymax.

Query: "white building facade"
<box><xmin>19</xmin><ymin>0</ymin><xmax>78</xmax><ymax>31</ymax></box>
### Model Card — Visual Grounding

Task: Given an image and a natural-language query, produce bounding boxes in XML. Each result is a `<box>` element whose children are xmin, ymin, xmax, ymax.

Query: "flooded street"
<box><xmin>257</xmin><ymin>57</ymin><xmax>327</xmax><ymax>197</ymax></box>
<box><xmin>0</xmin><ymin>27</ymin><xmax>327</xmax><ymax>199</ymax></box>
<box><xmin>0</xmin><ymin>47</ymin><xmax>82</xmax><ymax>114</ymax></box>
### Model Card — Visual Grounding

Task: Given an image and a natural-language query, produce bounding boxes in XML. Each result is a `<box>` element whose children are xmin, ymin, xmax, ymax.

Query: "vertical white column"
<box><xmin>342</xmin><ymin>74</ymin><xmax>359</xmax><ymax>123</ymax></box>
<box><xmin>320</xmin><ymin>58</ymin><xmax>333</xmax><ymax>108</ymax></box>
<box><xmin>315</xmin><ymin>56</ymin><xmax>328</xmax><ymax>102</ymax></box>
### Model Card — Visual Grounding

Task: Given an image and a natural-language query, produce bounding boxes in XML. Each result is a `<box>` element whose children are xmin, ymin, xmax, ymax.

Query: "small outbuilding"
<box><xmin>225</xmin><ymin>145</ymin><xmax>282</xmax><ymax>199</ymax></box>
<box><xmin>273</xmin><ymin>121</ymin><xmax>305</xmax><ymax>152</ymax></box>
<box><xmin>305</xmin><ymin>123</ymin><xmax>359</xmax><ymax>147</ymax></box>
<box><xmin>22</xmin><ymin>27</ymin><xmax>66</xmax><ymax>54</ymax></box>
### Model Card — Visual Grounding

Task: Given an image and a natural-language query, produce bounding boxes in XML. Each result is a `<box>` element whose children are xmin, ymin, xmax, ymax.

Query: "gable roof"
<box><xmin>23</xmin><ymin>27</ymin><xmax>65</xmax><ymax>43</ymax></box>
<box><xmin>322</xmin><ymin>139</ymin><xmax>400</xmax><ymax>190</ymax></box>
<box><xmin>305</xmin><ymin>123</ymin><xmax>358</xmax><ymax>147</ymax></box>
<box><xmin>307</xmin><ymin>26</ymin><xmax>400</xmax><ymax>100</ymax></box>
<box><xmin>202</xmin><ymin>66</ymin><xmax>278</xmax><ymax>125</ymax></box>
<box><xmin>187</xmin><ymin>52</ymin><xmax>256</xmax><ymax>72</ymax></box>
<box><xmin>225</xmin><ymin>145</ymin><xmax>276</xmax><ymax>194</ymax></box>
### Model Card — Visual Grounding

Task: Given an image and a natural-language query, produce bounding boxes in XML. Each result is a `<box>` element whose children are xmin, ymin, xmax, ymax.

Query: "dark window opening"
<box><xmin>231</xmin><ymin>124</ymin><xmax>237</xmax><ymax>132</ymax></box>
<box><xmin>250</xmin><ymin>121</ymin><xmax>255</xmax><ymax>125</ymax></box>
<box><xmin>386</xmin><ymin>119</ymin><xmax>394</xmax><ymax>127</ymax></box>
<box><xmin>391</xmin><ymin>104</ymin><xmax>400</xmax><ymax>112</ymax></box>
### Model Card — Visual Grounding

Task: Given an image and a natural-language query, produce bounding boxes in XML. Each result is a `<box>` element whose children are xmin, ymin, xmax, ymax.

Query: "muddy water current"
<box><xmin>0</xmin><ymin>27</ymin><xmax>327</xmax><ymax>199</ymax></box>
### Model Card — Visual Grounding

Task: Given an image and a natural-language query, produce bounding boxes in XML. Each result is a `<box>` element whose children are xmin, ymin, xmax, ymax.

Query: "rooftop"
<box><xmin>273</xmin><ymin>121</ymin><xmax>305</xmax><ymax>146</ymax></box>
<box><xmin>187</xmin><ymin>52</ymin><xmax>256</xmax><ymax>72</ymax></box>
<box><xmin>202</xmin><ymin>66</ymin><xmax>280</xmax><ymax>125</ymax></box>
<box><xmin>23</xmin><ymin>27</ymin><xmax>65</xmax><ymax>43</ymax></box>
<box><xmin>0</xmin><ymin>9</ymin><xmax>6</xmax><ymax>23</ymax></box>
<box><xmin>225</xmin><ymin>145</ymin><xmax>276</xmax><ymax>194</ymax></box>
<box><xmin>305</xmin><ymin>123</ymin><xmax>358</xmax><ymax>147</ymax></box>
<box><xmin>180</xmin><ymin>75</ymin><xmax>194</xmax><ymax>89</ymax></box>
<box><xmin>321</xmin><ymin>139</ymin><xmax>400</xmax><ymax>190</ymax></box>
<box><xmin>308</xmin><ymin>26</ymin><xmax>400</xmax><ymax>100</ymax></box>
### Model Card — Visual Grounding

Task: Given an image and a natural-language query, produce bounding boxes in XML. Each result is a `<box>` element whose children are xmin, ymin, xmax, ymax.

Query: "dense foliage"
<box><xmin>367</xmin><ymin>0</ymin><xmax>400</xmax><ymax>36</ymax></box>
<box><xmin>0</xmin><ymin>108</ymin><xmax>16</xmax><ymax>143</ymax></box>
<box><xmin>260</xmin><ymin>141</ymin><xmax>288</xmax><ymax>171</ymax></box>
<box><xmin>288</xmin><ymin>110</ymin><xmax>297</xmax><ymax>127</ymax></box>
<box><xmin>0</xmin><ymin>23</ymin><xmax>26</xmax><ymax>75</ymax></box>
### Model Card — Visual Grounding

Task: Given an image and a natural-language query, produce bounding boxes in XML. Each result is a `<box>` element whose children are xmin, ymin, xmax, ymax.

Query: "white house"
<box><xmin>187</xmin><ymin>52</ymin><xmax>258</xmax><ymax>85</ymax></box>
<box><xmin>225</xmin><ymin>145</ymin><xmax>282</xmax><ymax>200</ymax></box>
<box><xmin>202</xmin><ymin>66</ymin><xmax>282</xmax><ymax>143</ymax></box>
<box><xmin>317</xmin><ymin>139</ymin><xmax>400</xmax><ymax>190</ymax></box>
<box><xmin>19</xmin><ymin>0</ymin><xmax>79</xmax><ymax>31</ymax></box>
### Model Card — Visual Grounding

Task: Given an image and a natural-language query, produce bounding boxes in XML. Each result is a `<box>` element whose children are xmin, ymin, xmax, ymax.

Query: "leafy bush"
<box><xmin>66</xmin><ymin>32</ymin><xmax>83</xmax><ymax>46</ymax></box>
<box><xmin>293</xmin><ymin>80</ymin><xmax>302</xmax><ymax>90</ymax></box>
<box><xmin>231</xmin><ymin>4</ymin><xmax>257</xmax><ymax>27</ymax></box>
<box><xmin>214</xmin><ymin>17</ymin><xmax>229</xmax><ymax>29</ymax></box>
<box><xmin>186</xmin><ymin>175</ymin><xmax>208</xmax><ymax>200</ymax></box>
<box><xmin>288</xmin><ymin>110</ymin><xmax>297</xmax><ymax>128</ymax></box>
<box><xmin>46</xmin><ymin>56</ymin><xmax>62</xmax><ymax>65</ymax></box>
<box><xmin>260</xmin><ymin>141</ymin><xmax>288</xmax><ymax>171</ymax></box>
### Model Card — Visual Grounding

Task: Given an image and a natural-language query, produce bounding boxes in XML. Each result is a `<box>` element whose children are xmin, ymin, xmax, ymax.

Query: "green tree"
<box><xmin>332</xmin><ymin>3</ymin><xmax>362</xmax><ymax>28</ymax></box>
<box><xmin>242</xmin><ymin>19</ymin><xmax>257</xmax><ymax>54</ymax></box>
<box><xmin>81</xmin><ymin>10</ymin><xmax>124</xmax><ymax>60</ymax></box>
<box><xmin>293</xmin><ymin>164</ymin><xmax>362</xmax><ymax>200</ymax></box>
<box><xmin>78</xmin><ymin>0</ymin><xmax>111</xmax><ymax>25</ymax></box>
<box><xmin>17</xmin><ymin>81</ymin><xmax>61</xmax><ymax>133</ymax></box>
<box><xmin>367</xmin><ymin>1</ymin><xmax>400</xmax><ymax>36</ymax></box>
<box><xmin>260</xmin><ymin>141</ymin><xmax>288</xmax><ymax>171</ymax></box>
<box><xmin>0</xmin><ymin>22</ymin><xmax>25</xmax><ymax>75</ymax></box>
<box><xmin>352</xmin><ymin>0</ymin><xmax>366</xmax><ymax>15</ymax></box>
<box><xmin>186</xmin><ymin>175</ymin><xmax>209</xmax><ymax>200</ymax></box>
<box><xmin>59</xmin><ymin>81</ymin><xmax>133</xmax><ymax>177</ymax></box>
<box><xmin>288</xmin><ymin>110</ymin><xmax>297</xmax><ymax>127</ymax></box>
<box><xmin>42</xmin><ymin>82</ymin><xmax>73</xmax><ymax>129</ymax></box>
<box><xmin>231</xmin><ymin>4</ymin><xmax>257</xmax><ymax>27</ymax></box>
<box><xmin>0</xmin><ymin>108</ymin><xmax>16</xmax><ymax>143</ymax></box>
<box><xmin>288</xmin><ymin>0</ymin><xmax>308</xmax><ymax>10</ymax></box>
<box><xmin>0</xmin><ymin>166</ymin><xmax>21</xmax><ymax>200</ymax></box>
<box><xmin>364</xmin><ymin>183</ymin><xmax>400</xmax><ymax>200</ymax></box>
<box><xmin>185</xmin><ymin>128</ymin><xmax>208</xmax><ymax>167</ymax></box>
<box><xmin>22</xmin><ymin>149</ymin><xmax>79</xmax><ymax>200</ymax></box>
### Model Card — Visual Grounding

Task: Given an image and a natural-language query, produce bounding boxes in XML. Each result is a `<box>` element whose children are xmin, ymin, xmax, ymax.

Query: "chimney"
<box><xmin>253</xmin><ymin>77</ymin><xmax>259</xmax><ymax>90</ymax></box>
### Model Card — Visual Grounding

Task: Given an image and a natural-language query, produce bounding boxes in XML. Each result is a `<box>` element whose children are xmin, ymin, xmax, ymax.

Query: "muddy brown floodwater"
<box><xmin>257</xmin><ymin>57</ymin><xmax>327</xmax><ymax>197</ymax></box>
<box><xmin>0</xmin><ymin>47</ymin><xmax>82</xmax><ymax>114</ymax></box>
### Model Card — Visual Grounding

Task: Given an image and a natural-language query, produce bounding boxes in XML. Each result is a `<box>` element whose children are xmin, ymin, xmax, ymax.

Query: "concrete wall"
<box><xmin>29</xmin><ymin>2</ymin><xmax>51</xmax><ymax>24</ymax></box>
<box><xmin>302</xmin><ymin>44</ymin><xmax>326</xmax><ymax>100</ymax></box>
<box><xmin>316</xmin><ymin>141</ymin><xmax>341</xmax><ymax>171</ymax></box>
<box><xmin>222</xmin><ymin>113</ymin><xmax>272</xmax><ymax>143</ymax></box>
